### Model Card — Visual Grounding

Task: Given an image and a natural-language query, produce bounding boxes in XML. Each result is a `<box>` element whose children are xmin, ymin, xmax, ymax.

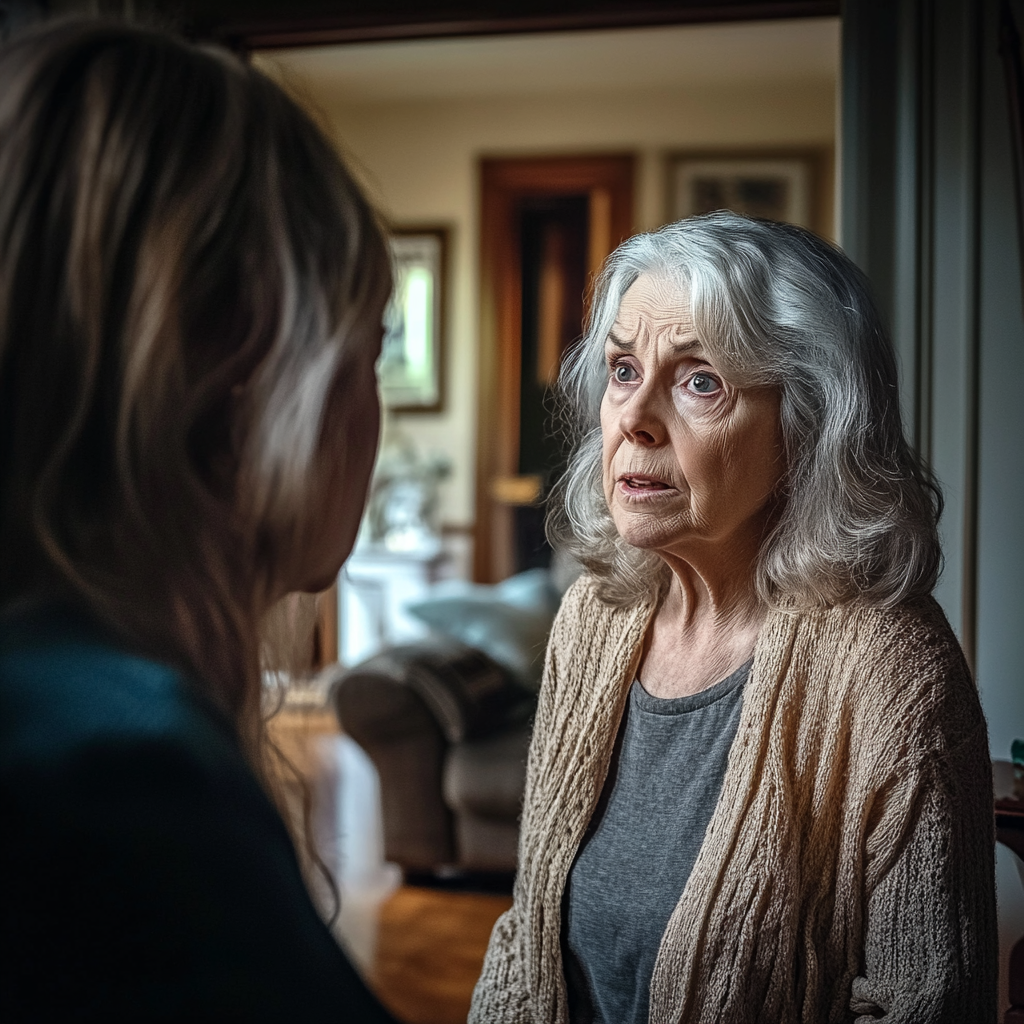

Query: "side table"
<box><xmin>338</xmin><ymin>542</ymin><xmax>450</xmax><ymax>666</ymax></box>
<box><xmin>995</xmin><ymin>761</ymin><xmax>1024</xmax><ymax>1024</ymax></box>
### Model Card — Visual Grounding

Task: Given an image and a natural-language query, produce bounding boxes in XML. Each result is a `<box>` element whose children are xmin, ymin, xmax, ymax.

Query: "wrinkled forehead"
<box><xmin>608</xmin><ymin>270</ymin><xmax>727</xmax><ymax>360</ymax></box>
<box><xmin>610</xmin><ymin>273</ymin><xmax>692</xmax><ymax>338</ymax></box>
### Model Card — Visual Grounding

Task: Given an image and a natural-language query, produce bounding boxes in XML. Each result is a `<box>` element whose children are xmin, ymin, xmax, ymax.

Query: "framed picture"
<box><xmin>379</xmin><ymin>226</ymin><xmax>448</xmax><ymax>413</ymax></box>
<box><xmin>667</xmin><ymin>149</ymin><xmax>831</xmax><ymax>236</ymax></box>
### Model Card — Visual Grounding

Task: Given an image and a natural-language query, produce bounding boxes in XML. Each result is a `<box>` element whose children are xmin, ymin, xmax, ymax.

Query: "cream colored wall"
<box><xmin>276</xmin><ymin>79</ymin><xmax>836</xmax><ymax>528</ymax></box>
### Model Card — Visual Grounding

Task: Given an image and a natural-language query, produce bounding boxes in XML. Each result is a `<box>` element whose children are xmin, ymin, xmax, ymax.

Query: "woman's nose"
<box><xmin>619</xmin><ymin>385</ymin><xmax>666</xmax><ymax>447</ymax></box>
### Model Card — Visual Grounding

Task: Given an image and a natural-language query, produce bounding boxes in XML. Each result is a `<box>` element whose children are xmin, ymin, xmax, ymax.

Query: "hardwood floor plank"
<box><xmin>268</xmin><ymin>707</ymin><xmax>511</xmax><ymax>1022</ymax></box>
<box><xmin>372</xmin><ymin>887</ymin><xmax>512</xmax><ymax>1024</ymax></box>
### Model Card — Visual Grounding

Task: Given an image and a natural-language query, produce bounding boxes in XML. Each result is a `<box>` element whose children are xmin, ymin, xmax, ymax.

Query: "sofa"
<box><xmin>330</xmin><ymin>567</ymin><xmax>568</xmax><ymax>876</ymax></box>
<box><xmin>332</xmin><ymin>638</ymin><xmax>534</xmax><ymax>874</ymax></box>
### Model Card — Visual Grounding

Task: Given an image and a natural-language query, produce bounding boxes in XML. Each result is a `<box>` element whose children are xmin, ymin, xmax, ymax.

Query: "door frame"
<box><xmin>198</xmin><ymin>2</ymin><xmax>840</xmax><ymax>50</ymax></box>
<box><xmin>474</xmin><ymin>154</ymin><xmax>634</xmax><ymax>582</ymax></box>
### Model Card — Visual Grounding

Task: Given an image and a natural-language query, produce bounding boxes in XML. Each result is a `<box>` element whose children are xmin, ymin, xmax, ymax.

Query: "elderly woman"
<box><xmin>470</xmin><ymin>214</ymin><xmax>995</xmax><ymax>1023</ymax></box>
<box><xmin>0</xmin><ymin>20</ymin><xmax>396</xmax><ymax>1021</ymax></box>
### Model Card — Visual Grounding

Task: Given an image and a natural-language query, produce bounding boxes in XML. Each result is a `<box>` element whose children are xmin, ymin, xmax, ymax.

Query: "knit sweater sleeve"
<box><xmin>469</xmin><ymin>580</ymin><xmax>587</xmax><ymax>1024</ymax></box>
<box><xmin>468</xmin><ymin>906</ymin><xmax>533</xmax><ymax>1023</ymax></box>
<box><xmin>850</xmin><ymin>722</ymin><xmax>997</xmax><ymax>1023</ymax></box>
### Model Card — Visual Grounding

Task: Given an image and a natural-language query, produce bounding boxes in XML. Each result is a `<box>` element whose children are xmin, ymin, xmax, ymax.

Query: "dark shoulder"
<box><xmin>0</xmin><ymin>603</ymin><xmax>245</xmax><ymax>787</ymax></box>
<box><xmin>0</xmin><ymin>602</ymin><xmax>294</xmax><ymax>937</ymax></box>
<box><xmin>0</xmin><ymin>608</ymin><xmax>393</xmax><ymax>1023</ymax></box>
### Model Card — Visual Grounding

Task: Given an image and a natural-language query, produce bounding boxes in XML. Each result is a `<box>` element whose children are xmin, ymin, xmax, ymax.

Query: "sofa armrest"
<box><xmin>328</xmin><ymin>639</ymin><xmax>533</xmax><ymax>872</ymax></box>
<box><xmin>335</xmin><ymin>639</ymin><xmax>533</xmax><ymax>745</ymax></box>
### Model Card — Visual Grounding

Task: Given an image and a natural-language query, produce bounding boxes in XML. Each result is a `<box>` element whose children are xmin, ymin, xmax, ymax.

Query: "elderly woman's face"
<box><xmin>600</xmin><ymin>274</ymin><xmax>784</xmax><ymax>564</ymax></box>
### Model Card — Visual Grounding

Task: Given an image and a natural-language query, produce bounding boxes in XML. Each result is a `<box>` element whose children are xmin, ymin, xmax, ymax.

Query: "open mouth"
<box><xmin>619</xmin><ymin>473</ymin><xmax>674</xmax><ymax>494</ymax></box>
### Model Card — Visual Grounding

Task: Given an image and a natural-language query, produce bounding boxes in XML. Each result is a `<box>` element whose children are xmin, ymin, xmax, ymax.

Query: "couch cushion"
<box><xmin>405</xmin><ymin>569</ymin><xmax>560</xmax><ymax>693</ymax></box>
<box><xmin>332</xmin><ymin>639</ymin><xmax>531</xmax><ymax>744</ymax></box>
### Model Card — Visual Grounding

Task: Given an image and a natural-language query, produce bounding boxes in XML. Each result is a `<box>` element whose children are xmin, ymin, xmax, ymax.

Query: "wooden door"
<box><xmin>475</xmin><ymin>155</ymin><xmax>634</xmax><ymax>583</ymax></box>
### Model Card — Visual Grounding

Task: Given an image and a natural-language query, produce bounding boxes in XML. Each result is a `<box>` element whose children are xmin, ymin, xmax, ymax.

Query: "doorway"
<box><xmin>475</xmin><ymin>154</ymin><xmax>634</xmax><ymax>582</ymax></box>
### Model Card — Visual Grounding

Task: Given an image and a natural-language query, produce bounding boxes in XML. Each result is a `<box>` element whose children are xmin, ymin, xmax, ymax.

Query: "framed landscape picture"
<box><xmin>379</xmin><ymin>226</ymin><xmax>448</xmax><ymax>413</ymax></box>
<box><xmin>667</xmin><ymin>149</ymin><xmax>832</xmax><ymax>237</ymax></box>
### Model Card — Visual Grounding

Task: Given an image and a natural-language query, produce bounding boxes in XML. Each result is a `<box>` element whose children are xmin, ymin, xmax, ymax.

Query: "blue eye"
<box><xmin>689</xmin><ymin>373</ymin><xmax>719</xmax><ymax>394</ymax></box>
<box><xmin>613</xmin><ymin>363</ymin><xmax>639</xmax><ymax>383</ymax></box>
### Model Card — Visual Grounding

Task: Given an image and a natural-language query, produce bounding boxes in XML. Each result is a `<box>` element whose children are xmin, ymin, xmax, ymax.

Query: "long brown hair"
<box><xmin>0</xmin><ymin>20</ymin><xmax>391</xmax><ymax>785</ymax></box>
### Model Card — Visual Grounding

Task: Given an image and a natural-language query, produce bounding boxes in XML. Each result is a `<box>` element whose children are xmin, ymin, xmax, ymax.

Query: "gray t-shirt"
<box><xmin>563</xmin><ymin>661</ymin><xmax>749</xmax><ymax>1024</ymax></box>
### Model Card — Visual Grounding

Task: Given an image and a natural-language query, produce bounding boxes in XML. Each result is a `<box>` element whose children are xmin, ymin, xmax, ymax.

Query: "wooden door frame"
<box><xmin>193</xmin><ymin>2</ymin><xmax>840</xmax><ymax>50</ymax></box>
<box><xmin>474</xmin><ymin>154</ymin><xmax>634</xmax><ymax>583</ymax></box>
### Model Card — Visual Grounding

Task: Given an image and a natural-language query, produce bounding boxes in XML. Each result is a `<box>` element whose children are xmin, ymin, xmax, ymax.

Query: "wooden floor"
<box><xmin>371</xmin><ymin>887</ymin><xmax>512</xmax><ymax>1024</ymax></box>
<box><xmin>269</xmin><ymin>705</ymin><xmax>511</xmax><ymax>1024</ymax></box>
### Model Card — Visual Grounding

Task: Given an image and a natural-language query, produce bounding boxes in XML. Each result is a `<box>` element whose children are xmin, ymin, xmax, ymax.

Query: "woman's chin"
<box><xmin>613</xmin><ymin>518</ymin><xmax>684</xmax><ymax>555</ymax></box>
<box><xmin>278</xmin><ymin>537</ymin><xmax>355</xmax><ymax>597</ymax></box>
<box><xmin>297</xmin><ymin>566</ymin><xmax>342</xmax><ymax>594</ymax></box>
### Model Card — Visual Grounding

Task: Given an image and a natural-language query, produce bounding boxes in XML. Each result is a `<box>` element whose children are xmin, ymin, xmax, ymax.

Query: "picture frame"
<box><xmin>667</xmin><ymin>149</ymin><xmax>832</xmax><ymax>237</ymax></box>
<box><xmin>379</xmin><ymin>226</ymin><xmax>448</xmax><ymax>413</ymax></box>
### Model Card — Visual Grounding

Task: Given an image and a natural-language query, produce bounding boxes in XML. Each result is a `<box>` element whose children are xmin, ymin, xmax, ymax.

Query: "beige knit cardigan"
<box><xmin>469</xmin><ymin>577</ymin><xmax>996</xmax><ymax>1024</ymax></box>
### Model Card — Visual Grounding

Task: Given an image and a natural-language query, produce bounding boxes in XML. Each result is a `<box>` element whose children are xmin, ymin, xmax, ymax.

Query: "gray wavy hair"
<box><xmin>547</xmin><ymin>211</ymin><xmax>942</xmax><ymax>610</ymax></box>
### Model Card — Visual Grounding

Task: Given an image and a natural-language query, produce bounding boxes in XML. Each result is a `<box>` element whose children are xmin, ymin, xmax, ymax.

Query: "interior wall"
<box><xmin>842</xmin><ymin>0</ymin><xmax>1024</xmax><ymax>757</ymax></box>
<box><xmin>978</xmin><ymin>0</ymin><xmax>1024</xmax><ymax>787</ymax></box>
<box><xmin>270</xmin><ymin>76</ymin><xmax>836</xmax><ymax>528</ymax></box>
<box><xmin>842</xmin><ymin>0</ymin><xmax>1024</xmax><ymax>1007</ymax></box>
<box><xmin>977</xmin><ymin>5</ymin><xmax>1024</xmax><ymax>1002</ymax></box>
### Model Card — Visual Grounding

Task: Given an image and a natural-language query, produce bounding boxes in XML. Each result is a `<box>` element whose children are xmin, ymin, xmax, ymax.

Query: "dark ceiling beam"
<box><xmin>182</xmin><ymin>1</ymin><xmax>839</xmax><ymax>51</ymax></box>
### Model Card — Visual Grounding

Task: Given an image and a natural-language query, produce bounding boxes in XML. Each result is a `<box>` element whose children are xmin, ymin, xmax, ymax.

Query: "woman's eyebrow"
<box><xmin>671</xmin><ymin>337</ymin><xmax>704</xmax><ymax>354</ymax></box>
<box><xmin>607</xmin><ymin>328</ymin><xmax>704</xmax><ymax>356</ymax></box>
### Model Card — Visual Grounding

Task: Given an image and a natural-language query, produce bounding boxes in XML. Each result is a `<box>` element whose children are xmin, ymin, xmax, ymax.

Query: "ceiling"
<box><xmin>256</xmin><ymin>17</ymin><xmax>840</xmax><ymax>104</ymax></box>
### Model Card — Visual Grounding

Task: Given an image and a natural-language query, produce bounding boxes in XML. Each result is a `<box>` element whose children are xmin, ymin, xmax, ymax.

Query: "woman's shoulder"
<box><xmin>794</xmin><ymin>596</ymin><xmax>982</xmax><ymax>754</ymax></box>
<box><xmin>554</xmin><ymin>572</ymin><xmax>654</xmax><ymax>632</ymax></box>
<box><xmin>0</xmin><ymin>602</ymin><xmax>244</xmax><ymax>784</ymax></box>
<box><xmin>0</xmin><ymin>602</ymin><xmax>295</xmax><ymax>904</ymax></box>
<box><xmin>548</xmin><ymin>574</ymin><xmax>654</xmax><ymax>660</ymax></box>
<box><xmin>541</xmin><ymin>573</ymin><xmax>654</xmax><ymax>699</ymax></box>
<box><xmin>0</xmin><ymin>610</ymin><xmax>380</xmax><ymax>1023</ymax></box>
<box><xmin>809</xmin><ymin>595</ymin><xmax>966</xmax><ymax>673</ymax></box>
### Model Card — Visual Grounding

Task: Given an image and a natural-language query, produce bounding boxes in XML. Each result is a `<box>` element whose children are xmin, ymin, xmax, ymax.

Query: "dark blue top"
<box><xmin>564</xmin><ymin>662</ymin><xmax>749</xmax><ymax>1024</ymax></box>
<box><xmin>0</xmin><ymin>603</ymin><xmax>395</xmax><ymax>1023</ymax></box>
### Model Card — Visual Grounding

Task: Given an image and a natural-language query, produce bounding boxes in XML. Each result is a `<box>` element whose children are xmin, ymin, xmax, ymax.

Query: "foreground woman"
<box><xmin>0</xmin><ymin>20</ymin><xmax>396</xmax><ymax>1021</ymax></box>
<box><xmin>471</xmin><ymin>214</ymin><xmax>996</xmax><ymax>1023</ymax></box>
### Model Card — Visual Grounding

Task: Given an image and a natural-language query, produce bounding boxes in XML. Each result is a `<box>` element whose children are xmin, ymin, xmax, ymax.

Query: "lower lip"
<box><xmin>617</xmin><ymin>479</ymin><xmax>678</xmax><ymax>500</ymax></box>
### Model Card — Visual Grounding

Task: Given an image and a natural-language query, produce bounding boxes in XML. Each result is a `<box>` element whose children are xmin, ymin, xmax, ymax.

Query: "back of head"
<box><xmin>0</xmin><ymin>20</ymin><xmax>391</xmax><ymax>747</ymax></box>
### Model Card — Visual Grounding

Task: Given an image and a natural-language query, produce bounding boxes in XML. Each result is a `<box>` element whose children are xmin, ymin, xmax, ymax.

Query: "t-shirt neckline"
<box><xmin>632</xmin><ymin>658</ymin><xmax>751</xmax><ymax>715</ymax></box>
